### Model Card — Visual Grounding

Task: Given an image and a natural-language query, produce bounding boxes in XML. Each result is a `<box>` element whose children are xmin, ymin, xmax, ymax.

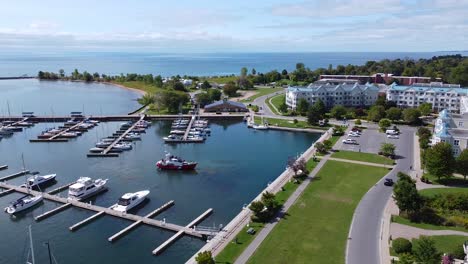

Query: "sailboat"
<box><xmin>4</xmin><ymin>155</ymin><xmax>43</xmax><ymax>215</ymax></box>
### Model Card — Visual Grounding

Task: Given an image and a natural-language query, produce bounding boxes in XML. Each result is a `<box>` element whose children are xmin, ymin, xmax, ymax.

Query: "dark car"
<box><xmin>384</xmin><ymin>178</ymin><xmax>394</xmax><ymax>186</ymax></box>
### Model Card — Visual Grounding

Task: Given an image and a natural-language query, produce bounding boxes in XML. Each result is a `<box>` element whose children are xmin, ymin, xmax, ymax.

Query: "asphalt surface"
<box><xmin>339</xmin><ymin>127</ymin><xmax>399</xmax><ymax>154</ymax></box>
<box><xmin>346</xmin><ymin>127</ymin><xmax>414</xmax><ymax>264</ymax></box>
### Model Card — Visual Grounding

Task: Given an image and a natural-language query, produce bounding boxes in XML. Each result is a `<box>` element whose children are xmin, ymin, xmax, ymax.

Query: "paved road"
<box><xmin>346</xmin><ymin>127</ymin><xmax>415</xmax><ymax>264</ymax></box>
<box><xmin>234</xmin><ymin>156</ymin><xmax>330</xmax><ymax>264</ymax></box>
<box><xmin>252</xmin><ymin>89</ymin><xmax>285</xmax><ymax>117</ymax></box>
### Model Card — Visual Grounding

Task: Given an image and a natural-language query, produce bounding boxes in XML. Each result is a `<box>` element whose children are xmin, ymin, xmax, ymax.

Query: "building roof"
<box><xmin>287</xmin><ymin>82</ymin><xmax>379</xmax><ymax>93</ymax></box>
<box><xmin>435</xmin><ymin>123</ymin><xmax>451</xmax><ymax>138</ymax></box>
<box><xmin>204</xmin><ymin>100</ymin><xmax>247</xmax><ymax>109</ymax></box>
<box><xmin>388</xmin><ymin>83</ymin><xmax>468</xmax><ymax>94</ymax></box>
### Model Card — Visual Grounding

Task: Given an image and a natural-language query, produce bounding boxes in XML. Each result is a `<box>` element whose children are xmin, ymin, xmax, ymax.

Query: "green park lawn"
<box><xmin>331</xmin><ymin>150</ymin><xmax>394</xmax><ymax>165</ymax></box>
<box><xmin>424</xmin><ymin>173</ymin><xmax>468</xmax><ymax>186</ymax></box>
<box><xmin>216</xmin><ymin>159</ymin><xmax>319</xmax><ymax>263</ymax></box>
<box><xmin>241</xmin><ymin>88</ymin><xmax>283</xmax><ymax>102</ymax></box>
<box><xmin>112</xmin><ymin>80</ymin><xmax>161</xmax><ymax>94</ymax></box>
<box><xmin>392</xmin><ymin>215</ymin><xmax>468</xmax><ymax>232</ymax></box>
<box><xmin>266</xmin><ymin>94</ymin><xmax>285</xmax><ymax>115</ymax></box>
<box><xmin>390</xmin><ymin>235</ymin><xmax>468</xmax><ymax>258</ymax></box>
<box><xmin>247</xmin><ymin>160</ymin><xmax>388</xmax><ymax>264</ymax></box>
<box><xmin>419</xmin><ymin>187</ymin><xmax>468</xmax><ymax>197</ymax></box>
<box><xmin>203</xmin><ymin>76</ymin><xmax>238</xmax><ymax>84</ymax></box>
<box><xmin>253</xmin><ymin>116</ymin><xmax>328</xmax><ymax>130</ymax></box>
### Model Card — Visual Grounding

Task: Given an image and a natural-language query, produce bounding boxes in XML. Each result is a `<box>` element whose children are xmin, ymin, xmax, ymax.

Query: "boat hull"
<box><xmin>156</xmin><ymin>162</ymin><xmax>197</xmax><ymax>170</ymax></box>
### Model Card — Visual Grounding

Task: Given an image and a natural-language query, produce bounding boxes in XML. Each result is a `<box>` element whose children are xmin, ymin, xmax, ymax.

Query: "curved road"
<box><xmin>346</xmin><ymin>127</ymin><xmax>414</xmax><ymax>264</ymax></box>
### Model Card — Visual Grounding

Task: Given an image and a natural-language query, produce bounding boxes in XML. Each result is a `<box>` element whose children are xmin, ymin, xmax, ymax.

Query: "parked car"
<box><xmin>386</xmin><ymin>129</ymin><xmax>399</xmax><ymax>135</ymax></box>
<box><xmin>384</xmin><ymin>178</ymin><xmax>394</xmax><ymax>186</ymax></box>
<box><xmin>387</xmin><ymin>134</ymin><xmax>399</xmax><ymax>139</ymax></box>
<box><xmin>247</xmin><ymin>227</ymin><xmax>256</xmax><ymax>235</ymax></box>
<box><xmin>342</xmin><ymin>138</ymin><xmax>358</xmax><ymax>144</ymax></box>
<box><xmin>348</xmin><ymin>132</ymin><xmax>360</xmax><ymax>137</ymax></box>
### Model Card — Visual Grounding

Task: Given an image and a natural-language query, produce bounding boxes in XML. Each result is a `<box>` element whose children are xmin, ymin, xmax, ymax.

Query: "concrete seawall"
<box><xmin>185</xmin><ymin>127</ymin><xmax>334</xmax><ymax>264</ymax></box>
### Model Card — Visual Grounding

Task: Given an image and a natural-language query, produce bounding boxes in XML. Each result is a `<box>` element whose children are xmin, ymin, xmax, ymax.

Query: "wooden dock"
<box><xmin>47</xmin><ymin>181</ymin><xmax>76</xmax><ymax>195</ymax></box>
<box><xmin>182</xmin><ymin>116</ymin><xmax>196</xmax><ymax>141</ymax></box>
<box><xmin>108</xmin><ymin>200</ymin><xmax>175</xmax><ymax>242</ymax></box>
<box><xmin>30</xmin><ymin>120</ymin><xmax>87</xmax><ymax>142</ymax></box>
<box><xmin>0</xmin><ymin>188</ymin><xmax>14</xmax><ymax>197</ymax></box>
<box><xmin>152</xmin><ymin>208</ymin><xmax>213</xmax><ymax>255</ymax></box>
<box><xmin>0</xmin><ymin>181</ymin><xmax>215</xmax><ymax>255</ymax></box>
<box><xmin>0</xmin><ymin>170</ymin><xmax>29</xmax><ymax>181</ymax></box>
<box><xmin>0</xmin><ymin>165</ymin><xmax>8</xmax><ymax>171</ymax></box>
<box><xmin>69</xmin><ymin>210</ymin><xmax>108</xmax><ymax>231</ymax></box>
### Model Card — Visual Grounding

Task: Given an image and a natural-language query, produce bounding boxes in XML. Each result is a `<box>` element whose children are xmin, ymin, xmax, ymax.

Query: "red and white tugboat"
<box><xmin>156</xmin><ymin>153</ymin><xmax>197</xmax><ymax>170</ymax></box>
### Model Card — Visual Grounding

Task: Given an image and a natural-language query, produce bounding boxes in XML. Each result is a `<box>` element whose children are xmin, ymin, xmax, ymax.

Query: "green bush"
<box><xmin>449</xmin><ymin>244</ymin><xmax>466</xmax><ymax>259</ymax></box>
<box><xmin>392</xmin><ymin>238</ymin><xmax>412</xmax><ymax>254</ymax></box>
<box><xmin>355</xmin><ymin>119</ymin><xmax>362</xmax><ymax>125</ymax></box>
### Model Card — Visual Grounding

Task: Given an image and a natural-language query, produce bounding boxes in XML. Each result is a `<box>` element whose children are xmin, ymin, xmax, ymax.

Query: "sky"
<box><xmin>1</xmin><ymin>0</ymin><xmax>467</xmax><ymax>53</ymax></box>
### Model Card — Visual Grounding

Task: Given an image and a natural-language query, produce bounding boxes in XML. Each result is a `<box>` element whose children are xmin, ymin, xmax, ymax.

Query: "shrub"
<box><xmin>315</xmin><ymin>142</ymin><xmax>327</xmax><ymax>154</ymax></box>
<box><xmin>392</xmin><ymin>238</ymin><xmax>412</xmax><ymax>254</ymax></box>
<box><xmin>355</xmin><ymin>119</ymin><xmax>362</xmax><ymax>125</ymax></box>
<box><xmin>449</xmin><ymin>244</ymin><xmax>466</xmax><ymax>259</ymax></box>
<box><xmin>293</xmin><ymin>119</ymin><xmax>298</xmax><ymax>124</ymax></box>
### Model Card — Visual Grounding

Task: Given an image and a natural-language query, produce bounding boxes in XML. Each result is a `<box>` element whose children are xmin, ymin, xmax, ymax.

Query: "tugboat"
<box><xmin>156</xmin><ymin>153</ymin><xmax>197</xmax><ymax>170</ymax></box>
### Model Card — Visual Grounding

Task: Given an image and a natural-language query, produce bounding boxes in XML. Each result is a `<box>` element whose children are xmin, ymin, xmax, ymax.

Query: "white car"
<box><xmin>387</xmin><ymin>134</ymin><xmax>399</xmax><ymax>139</ymax></box>
<box><xmin>348</xmin><ymin>132</ymin><xmax>360</xmax><ymax>137</ymax></box>
<box><xmin>342</xmin><ymin>138</ymin><xmax>358</xmax><ymax>144</ymax></box>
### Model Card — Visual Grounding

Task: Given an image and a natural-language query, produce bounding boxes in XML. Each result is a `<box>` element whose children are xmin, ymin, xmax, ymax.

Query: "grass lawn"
<box><xmin>392</xmin><ymin>215</ymin><xmax>468</xmax><ymax>232</ymax></box>
<box><xmin>331</xmin><ymin>150</ymin><xmax>394</xmax><ymax>165</ymax></box>
<box><xmin>247</xmin><ymin>161</ymin><xmax>388</xmax><ymax>264</ymax></box>
<box><xmin>112</xmin><ymin>80</ymin><xmax>162</xmax><ymax>94</ymax></box>
<box><xmin>329</xmin><ymin>135</ymin><xmax>341</xmax><ymax>148</ymax></box>
<box><xmin>419</xmin><ymin>187</ymin><xmax>468</xmax><ymax>197</ymax></box>
<box><xmin>265</xmin><ymin>94</ymin><xmax>285</xmax><ymax>115</ymax></box>
<box><xmin>203</xmin><ymin>76</ymin><xmax>238</xmax><ymax>84</ymax></box>
<box><xmin>241</xmin><ymin>88</ymin><xmax>283</xmax><ymax>102</ymax></box>
<box><xmin>424</xmin><ymin>173</ymin><xmax>468</xmax><ymax>187</ymax></box>
<box><xmin>253</xmin><ymin>116</ymin><xmax>328</xmax><ymax>130</ymax></box>
<box><xmin>390</xmin><ymin>235</ymin><xmax>468</xmax><ymax>258</ymax></box>
<box><xmin>216</xmin><ymin>176</ymin><xmax>307</xmax><ymax>264</ymax></box>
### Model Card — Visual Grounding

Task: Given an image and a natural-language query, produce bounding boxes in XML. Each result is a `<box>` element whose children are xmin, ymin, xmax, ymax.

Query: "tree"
<box><xmin>307</xmin><ymin>106</ymin><xmax>320</xmax><ymax>125</ymax></box>
<box><xmin>379</xmin><ymin>118</ymin><xmax>392</xmax><ymax>130</ymax></box>
<box><xmin>425</xmin><ymin>142</ymin><xmax>456</xmax><ymax>181</ymax></box>
<box><xmin>241</xmin><ymin>67</ymin><xmax>248</xmax><ymax>78</ymax></box>
<box><xmin>315</xmin><ymin>142</ymin><xmax>327</xmax><ymax>154</ymax></box>
<box><xmin>312</xmin><ymin>99</ymin><xmax>326</xmax><ymax>117</ymax></box>
<box><xmin>403</xmin><ymin>108</ymin><xmax>421</xmax><ymax>125</ymax></box>
<box><xmin>330</xmin><ymin>105</ymin><xmax>347</xmax><ymax>120</ymax></box>
<box><xmin>278</xmin><ymin>102</ymin><xmax>288</xmax><ymax>113</ymax></box>
<box><xmin>368</xmin><ymin>105</ymin><xmax>386</xmax><ymax>122</ymax></box>
<box><xmin>172</xmin><ymin>81</ymin><xmax>187</xmax><ymax>92</ymax></box>
<box><xmin>393</xmin><ymin>172</ymin><xmax>423</xmax><ymax>215</ymax></box>
<box><xmin>380</xmin><ymin>143</ymin><xmax>396</xmax><ymax>157</ymax></box>
<box><xmin>208</xmin><ymin>89</ymin><xmax>221</xmax><ymax>101</ymax></box>
<box><xmin>249</xmin><ymin>200</ymin><xmax>264</xmax><ymax>216</ymax></box>
<box><xmin>155</xmin><ymin>90</ymin><xmax>189</xmax><ymax>113</ymax></box>
<box><xmin>154</xmin><ymin>75</ymin><xmax>163</xmax><ymax>88</ymax></box>
<box><xmin>251</xmin><ymin>68</ymin><xmax>256</xmax><ymax>75</ymax></box>
<box><xmin>281</xmin><ymin>69</ymin><xmax>288</xmax><ymax>76</ymax></box>
<box><xmin>195</xmin><ymin>93</ymin><xmax>212</xmax><ymax>107</ymax></box>
<box><xmin>58</xmin><ymin>69</ymin><xmax>65</xmax><ymax>78</ymax></box>
<box><xmin>413</xmin><ymin>236</ymin><xmax>440</xmax><ymax>264</ymax></box>
<box><xmin>138</xmin><ymin>94</ymin><xmax>155</xmax><ymax>105</ymax></box>
<box><xmin>386</xmin><ymin>107</ymin><xmax>402</xmax><ymax>121</ymax></box>
<box><xmin>287</xmin><ymin>157</ymin><xmax>306</xmax><ymax>176</ymax></box>
<box><xmin>195</xmin><ymin>251</ymin><xmax>215</xmax><ymax>264</ymax></box>
<box><xmin>375</xmin><ymin>95</ymin><xmax>387</xmax><ymax>108</ymax></box>
<box><xmin>392</xmin><ymin>238</ymin><xmax>412</xmax><ymax>254</ymax></box>
<box><xmin>418</xmin><ymin>102</ymin><xmax>433</xmax><ymax>116</ymax></box>
<box><xmin>323</xmin><ymin>139</ymin><xmax>333</xmax><ymax>151</ymax></box>
<box><xmin>398</xmin><ymin>253</ymin><xmax>416</xmax><ymax>264</ymax></box>
<box><xmin>223</xmin><ymin>82</ymin><xmax>239</xmax><ymax>97</ymax></box>
<box><xmin>201</xmin><ymin>80</ymin><xmax>212</xmax><ymax>90</ymax></box>
<box><xmin>456</xmin><ymin>149</ymin><xmax>468</xmax><ymax>181</ymax></box>
<box><xmin>296</xmin><ymin>98</ymin><xmax>309</xmax><ymax>115</ymax></box>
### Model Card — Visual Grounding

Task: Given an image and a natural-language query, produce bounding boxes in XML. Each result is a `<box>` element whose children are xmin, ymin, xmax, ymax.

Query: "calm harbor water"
<box><xmin>0</xmin><ymin>79</ymin><xmax>140</xmax><ymax>116</ymax></box>
<box><xmin>0</xmin><ymin>81</ymin><xmax>319</xmax><ymax>263</ymax></box>
<box><xmin>1</xmin><ymin>51</ymin><xmax>466</xmax><ymax>77</ymax></box>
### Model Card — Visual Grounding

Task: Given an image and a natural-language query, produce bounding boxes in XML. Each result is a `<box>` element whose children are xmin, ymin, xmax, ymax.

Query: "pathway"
<box><xmin>328</xmin><ymin>157</ymin><xmax>395</xmax><ymax>168</ymax></box>
<box><xmin>233</xmin><ymin>156</ymin><xmax>330</xmax><ymax>264</ymax></box>
<box><xmin>390</xmin><ymin>223</ymin><xmax>468</xmax><ymax>239</ymax></box>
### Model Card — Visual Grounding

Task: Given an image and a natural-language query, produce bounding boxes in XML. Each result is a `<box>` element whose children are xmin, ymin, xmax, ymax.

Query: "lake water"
<box><xmin>0</xmin><ymin>79</ymin><xmax>141</xmax><ymax>116</ymax></box>
<box><xmin>0</xmin><ymin>81</ymin><xmax>320</xmax><ymax>263</ymax></box>
<box><xmin>1</xmin><ymin>51</ymin><xmax>466</xmax><ymax>77</ymax></box>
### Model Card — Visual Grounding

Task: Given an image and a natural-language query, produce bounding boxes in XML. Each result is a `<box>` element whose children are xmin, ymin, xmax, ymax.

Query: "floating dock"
<box><xmin>0</xmin><ymin>170</ymin><xmax>30</xmax><ymax>181</ymax></box>
<box><xmin>0</xmin><ymin>181</ymin><xmax>215</xmax><ymax>256</ymax></box>
<box><xmin>30</xmin><ymin>119</ymin><xmax>95</xmax><ymax>143</ymax></box>
<box><xmin>0</xmin><ymin>165</ymin><xmax>8</xmax><ymax>171</ymax></box>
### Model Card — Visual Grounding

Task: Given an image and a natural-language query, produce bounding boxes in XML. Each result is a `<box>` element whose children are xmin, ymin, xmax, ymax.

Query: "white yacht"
<box><xmin>89</xmin><ymin>147</ymin><xmax>104</xmax><ymax>153</ymax></box>
<box><xmin>112</xmin><ymin>190</ymin><xmax>150</xmax><ymax>212</ymax></box>
<box><xmin>68</xmin><ymin>177</ymin><xmax>108</xmax><ymax>200</ymax></box>
<box><xmin>253</xmin><ymin>124</ymin><xmax>269</xmax><ymax>130</ymax></box>
<box><xmin>96</xmin><ymin>141</ymin><xmax>111</xmax><ymax>148</ymax></box>
<box><xmin>113</xmin><ymin>143</ymin><xmax>132</xmax><ymax>151</ymax></box>
<box><xmin>4</xmin><ymin>194</ymin><xmax>43</xmax><ymax>215</ymax></box>
<box><xmin>23</xmin><ymin>174</ymin><xmax>57</xmax><ymax>188</ymax></box>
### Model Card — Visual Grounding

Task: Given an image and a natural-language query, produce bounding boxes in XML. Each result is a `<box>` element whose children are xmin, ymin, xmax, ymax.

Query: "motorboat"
<box><xmin>252</xmin><ymin>124</ymin><xmax>269</xmax><ymax>130</ymax></box>
<box><xmin>132</xmin><ymin>128</ymin><xmax>146</xmax><ymax>133</ymax></box>
<box><xmin>89</xmin><ymin>147</ymin><xmax>104</xmax><ymax>153</ymax></box>
<box><xmin>23</xmin><ymin>173</ymin><xmax>57</xmax><ymax>188</ymax></box>
<box><xmin>4</xmin><ymin>194</ymin><xmax>43</xmax><ymax>215</ymax></box>
<box><xmin>112</xmin><ymin>143</ymin><xmax>132</xmax><ymax>151</ymax></box>
<box><xmin>156</xmin><ymin>153</ymin><xmax>197</xmax><ymax>170</ymax></box>
<box><xmin>112</xmin><ymin>190</ymin><xmax>150</xmax><ymax>212</ymax></box>
<box><xmin>163</xmin><ymin>134</ymin><xmax>182</xmax><ymax>142</ymax></box>
<box><xmin>170</xmin><ymin>130</ymin><xmax>185</xmax><ymax>135</ymax></box>
<box><xmin>96</xmin><ymin>141</ymin><xmax>111</xmax><ymax>148</ymax></box>
<box><xmin>120</xmin><ymin>121</ymin><xmax>133</xmax><ymax>129</ymax></box>
<box><xmin>68</xmin><ymin>177</ymin><xmax>108</xmax><ymax>200</ymax></box>
<box><xmin>101</xmin><ymin>138</ymin><xmax>115</xmax><ymax>142</ymax></box>
<box><xmin>17</xmin><ymin>121</ymin><xmax>34</xmax><ymax>127</ymax></box>
<box><xmin>203</xmin><ymin>128</ymin><xmax>211</xmax><ymax>134</ymax></box>
<box><xmin>60</xmin><ymin>132</ymin><xmax>79</xmax><ymax>138</ymax></box>
<box><xmin>85</xmin><ymin>119</ymin><xmax>99</xmax><ymax>124</ymax></box>
<box><xmin>125</xmin><ymin>133</ymin><xmax>141</xmax><ymax>140</ymax></box>
<box><xmin>187</xmin><ymin>135</ymin><xmax>205</xmax><ymax>142</ymax></box>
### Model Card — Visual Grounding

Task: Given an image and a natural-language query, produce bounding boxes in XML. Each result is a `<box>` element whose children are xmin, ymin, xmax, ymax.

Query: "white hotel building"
<box><xmin>286</xmin><ymin>82</ymin><xmax>380</xmax><ymax>109</ymax></box>
<box><xmin>386</xmin><ymin>82</ymin><xmax>468</xmax><ymax>114</ymax></box>
<box><xmin>432</xmin><ymin>109</ymin><xmax>468</xmax><ymax>156</ymax></box>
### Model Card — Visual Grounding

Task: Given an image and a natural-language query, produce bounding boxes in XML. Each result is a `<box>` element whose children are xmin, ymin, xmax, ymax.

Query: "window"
<box><xmin>454</xmin><ymin>140</ymin><xmax>459</xmax><ymax>146</ymax></box>
<box><xmin>459</xmin><ymin>121</ymin><xmax>464</xmax><ymax>127</ymax></box>
<box><xmin>453</xmin><ymin>149</ymin><xmax>459</xmax><ymax>155</ymax></box>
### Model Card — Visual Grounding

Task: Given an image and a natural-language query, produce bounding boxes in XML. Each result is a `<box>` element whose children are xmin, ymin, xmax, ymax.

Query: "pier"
<box><xmin>0</xmin><ymin>165</ymin><xmax>8</xmax><ymax>171</ymax></box>
<box><xmin>0</xmin><ymin>181</ymin><xmax>216</xmax><ymax>255</ymax></box>
<box><xmin>30</xmin><ymin>120</ymin><xmax>91</xmax><ymax>142</ymax></box>
<box><xmin>87</xmin><ymin>115</ymin><xmax>146</xmax><ymax>157</ymax></box>
<box><xmin>47</xmin><ymin>181</ymin><xmax>76</xmax><ymax>195</ymax></box>
<box><xmin>0</xmin><ymin>170</ymin><xmax>30</xmax><ymax>181</ymax></box>
<box><xmin>108</xmin><ymin>200</ymin><xmax>174</xmax><ymax>242</ymax></box>
<box><xmin>182</xmin><ymin>116</ymin><xmax>196</xmax><ymax>141</ymax></box>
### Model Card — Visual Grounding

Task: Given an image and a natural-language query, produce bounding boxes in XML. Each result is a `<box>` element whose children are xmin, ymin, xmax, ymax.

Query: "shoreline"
<box><xmin>101</xmin><ymin>81</ymin><xmax>146</xmax><ymax>96</ymax></box>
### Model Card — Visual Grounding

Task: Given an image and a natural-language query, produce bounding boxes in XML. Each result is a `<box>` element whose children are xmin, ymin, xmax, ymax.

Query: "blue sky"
<box><xmin>1</xmin><ymin>0</ymin><xmax>467</xmax><ymax>52</ymax></box>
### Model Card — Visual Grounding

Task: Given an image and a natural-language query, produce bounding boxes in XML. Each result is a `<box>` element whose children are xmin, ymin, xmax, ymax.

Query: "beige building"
<box><xmin>431</xmin><ymin>109</ymin><xmax>468</xmax><ymax>156</ymax></box>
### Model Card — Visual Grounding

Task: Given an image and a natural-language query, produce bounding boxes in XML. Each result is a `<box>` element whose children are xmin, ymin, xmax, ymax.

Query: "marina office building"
<box><xmin>286</xmin><ymin>82</ymin><xmax>380</xmax><ymax>109</ymax></box>
<box><xmin>386</xmin><ymin>82</ymin><xmax>468</xmax><ymax>114</ymax></box>
<box><xmin>431</xmin><ymin>109</ymin><xmax>468</xmax><ymax>156</ymax></box>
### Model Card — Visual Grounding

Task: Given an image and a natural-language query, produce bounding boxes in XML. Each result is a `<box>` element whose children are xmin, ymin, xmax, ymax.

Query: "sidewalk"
<box><xmin>390</xmin><ymin>223</ymin><xmax>468</xmax><ymax>239</ymax></box>
<box><xmin>328</xmin><ymin>157</ymin><xmax>395</xmax><ymax>168</ymax></box>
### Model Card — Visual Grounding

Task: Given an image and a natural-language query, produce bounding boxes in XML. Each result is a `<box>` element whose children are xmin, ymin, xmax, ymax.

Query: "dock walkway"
<box><xmin>103</xmin><ymin>115</ymin><xmax>145</xmax><ymax>154</ymax></box>
<box><xmin>182</xmin><ymin>116</ymin><xmax>196</xmax><ymax>141</ymax></box>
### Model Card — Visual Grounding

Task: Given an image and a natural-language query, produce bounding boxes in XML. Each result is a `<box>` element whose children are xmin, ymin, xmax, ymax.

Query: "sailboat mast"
<box><xmin>45</xmin><ymin>241</ymin><xmax>53</xmax><ymax>264</ymax></box>
<box><xmin>29</xmin><ymin>225</ymin><xmax>35</xmax><ymax>264</ymax></box>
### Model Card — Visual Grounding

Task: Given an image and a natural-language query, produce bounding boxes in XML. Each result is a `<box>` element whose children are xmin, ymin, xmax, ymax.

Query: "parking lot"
<box><xmin>337</xmin><ymin>127</ymin><xmax>400</xmax><ymax>154</ymax></box>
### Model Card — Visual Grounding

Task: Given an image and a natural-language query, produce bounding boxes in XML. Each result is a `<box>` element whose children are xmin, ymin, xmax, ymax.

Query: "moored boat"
<box><xmin>111</xmin><ymin>190</ymin><xmax>150</xmax><ymax>212</ymax></box>
<box><xmin>156</xmin><ymin>153</ymin><xmax>197</xmax><ymax>170</ymax></box>
<box><xmin>68</xmin><ymin>177</ymin><xmax>108</xmax><ymax>200</ymax></box>
<box><xmin>4</xmin><ymin>194</ymin><xmax>43</xmax><ymax>215</ymax></box>
<box><xmin>23</xmin><ymin>173</ymin><xmax>57</xmax><ymax>188</ymax></box>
